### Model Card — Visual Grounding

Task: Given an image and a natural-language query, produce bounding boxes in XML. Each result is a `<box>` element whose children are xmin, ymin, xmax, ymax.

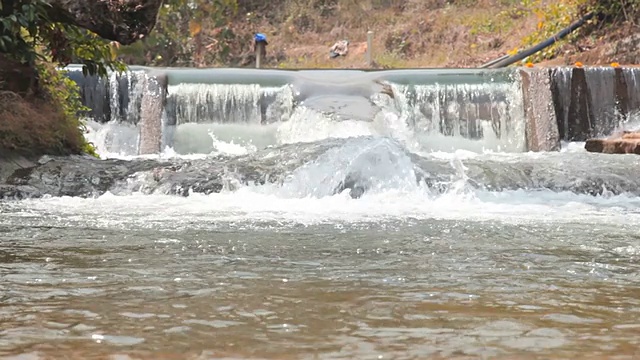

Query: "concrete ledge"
<box><xmin>585</xmin><ymin>132</ymin><xmax>640</xmax><ymax>154</ymax></box>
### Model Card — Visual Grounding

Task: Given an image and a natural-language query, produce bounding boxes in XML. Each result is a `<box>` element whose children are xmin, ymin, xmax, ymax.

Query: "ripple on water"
<box><xmin>183</xmin><ymin>319</ymin><xmax>244</xmax><ymax>328</ymax></box>
<box><xmin>90</xmin><ymin>334</ymin><xmax>145</xmax><ymax>346</ymax></box>
<box><xmin>500</xmin><ymin>328</ymin><xmax>567</xmax><ymax>350</ymax></box>
<box><xmin>2</xmin><ymin>194</ymin><xmax>640</xmax><ymax>358</ymax></box>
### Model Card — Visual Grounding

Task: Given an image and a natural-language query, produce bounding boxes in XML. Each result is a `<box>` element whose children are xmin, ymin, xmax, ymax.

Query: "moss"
<box><xmin>0</xmin><ymin>55</ymin><xmax>98</xmax><ymax>157</ymax></box>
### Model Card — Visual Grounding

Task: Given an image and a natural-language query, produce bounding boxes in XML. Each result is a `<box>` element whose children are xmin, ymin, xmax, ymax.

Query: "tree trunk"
<box><xmin>46</xmin><ymin>0</ymin><xmax>164</xmax><ymax>45</ymax></box>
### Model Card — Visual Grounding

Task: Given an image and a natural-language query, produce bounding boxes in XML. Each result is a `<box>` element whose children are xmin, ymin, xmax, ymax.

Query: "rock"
<box><xmin>47</xmin><ymin>0</ymin><xmax>163</xmax><ymax>45</ymax></box>
<box><xmin>5</xmin><ymin>137</ymin><xmax>640</xmax><ymax>200</ymax></box>
<box><xmin>585</xmin><ymin>133</ymin><xmax>640</xmax><ymax>154</ymax></box>
<box><xmin>0</xmin><ymin>150</ymin><xmax>37</xmax><ymax>183</ymax></box>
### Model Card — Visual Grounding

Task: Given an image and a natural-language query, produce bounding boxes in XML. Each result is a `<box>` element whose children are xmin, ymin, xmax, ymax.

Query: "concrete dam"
<box><xmin>65</xmin><ymin>66</ymin><xmax>640</xmax><ymax>155</ymax></box>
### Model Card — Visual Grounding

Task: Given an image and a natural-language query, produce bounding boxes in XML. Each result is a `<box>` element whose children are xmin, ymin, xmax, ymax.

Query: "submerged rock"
<box><xmin>0</xmin><ymin>139</ymin><xmax>351</xmax><ymax>199</ymax></box>
<box><xmin>4</xmin><ymin>137</ymin><xmax>640</xmax><ymax>200</ymax></box>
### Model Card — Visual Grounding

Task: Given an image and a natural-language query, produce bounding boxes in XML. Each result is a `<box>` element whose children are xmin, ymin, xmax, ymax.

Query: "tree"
<box><xmin>0</xmin><ymin>0</ymin><xmax>162</xmax><ymax>155</ymax></box>
<box><xmin>117</xmin><ymin>0</ymin><xmax>239</xmax><ymax>67</ymax></box>
<box><xmin>0</xmin><ymin>0</ymin><xmax>162</xmax><ymax>76</ymax></box>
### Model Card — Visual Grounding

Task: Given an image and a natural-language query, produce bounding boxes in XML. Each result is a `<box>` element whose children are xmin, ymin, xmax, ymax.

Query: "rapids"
<box><xmin>1</xmin><ymin>67</ymin><xmax>640</xmax><ymax>359</ymax></box>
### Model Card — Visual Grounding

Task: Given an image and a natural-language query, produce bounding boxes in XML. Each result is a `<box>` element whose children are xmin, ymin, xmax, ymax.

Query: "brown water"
<box><xmin>1</xmin><ymin>203</ymin><xmax>639</xmax><ymax>360</ymax></box>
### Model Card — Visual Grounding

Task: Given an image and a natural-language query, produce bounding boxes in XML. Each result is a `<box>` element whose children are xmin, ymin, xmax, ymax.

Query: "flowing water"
<box><xmin>1</xmin><ymin>69</ymin><xmax>640</xmax><ymax>359</ymax></box>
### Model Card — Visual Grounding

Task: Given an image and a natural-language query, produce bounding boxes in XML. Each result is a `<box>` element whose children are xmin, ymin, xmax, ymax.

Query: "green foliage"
<box><xmin>0</xmin><ymin>0</ymin><xmax>125</xmax><ymax>76</ymax></box>
<box><xmin>119</xmin><ymin>0</ymin><xmax>239</xmax><ymax>66</ymax></box>
<box><xmin>591</xmin><ymin>0</ymin><xmax>640</xmax><ymax>22</ymax></box>
<box><xmin>42</xmin><ymin>23</ymin><xmax>127</xmax><ymax>77</ymax></box>
<box><xmin>519</xmin><ymin>0</ymin><xmax>590</xmax><ymax>62</ymax></box>
<box><xmin>35</xmin><ymin>63</ymin><xmax>98</xmax><ymax>157</ymax></box>
<box><xmin>518</xmin><ymin>0</ymin><xmax>639</xmax><ymax>63</ymax></box>
<box><xmin>0</xmin><ymin>0</ymin><xmax>51</xmax><ymax>64</ymax></box>
<box><xmin>0</xmin><ymin>0</ymin><xmax>107</xmax><ymax>156</ymax></box>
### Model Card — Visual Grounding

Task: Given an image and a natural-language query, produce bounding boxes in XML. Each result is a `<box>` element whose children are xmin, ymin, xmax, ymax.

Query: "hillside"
<box><xmin>123</xmin><ymin>0</ymin><xmax>640</xmax><ymax>69</ymax></box>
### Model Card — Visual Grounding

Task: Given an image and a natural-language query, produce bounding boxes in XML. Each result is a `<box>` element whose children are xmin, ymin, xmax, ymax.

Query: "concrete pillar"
<box><xmin>520</xmin><ymin>68</ymin><xmax>561</xmax><ymax>151</ymax></box>
<box><xmin>566</xmin><ymin>68</ymin><xmax>595</xmax><ymax>141</ymax></box>
<box><xmin>138</xmin><ymin>72</ymin><xmax>167</xmax><ymax>155</ymax></box>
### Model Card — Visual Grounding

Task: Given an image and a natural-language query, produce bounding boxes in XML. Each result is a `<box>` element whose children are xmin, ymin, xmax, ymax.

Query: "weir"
<box><xmin>65</xmin><ymin>65</ymin><xmax>640</xmax><ymax>155</ymax></box>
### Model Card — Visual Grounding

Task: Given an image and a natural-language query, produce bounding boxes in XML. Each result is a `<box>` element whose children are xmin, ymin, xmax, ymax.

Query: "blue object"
<box><xmin>254</xmin><ymin>33</ymin><xmax>267</xmax><ymax>42</ymax></box>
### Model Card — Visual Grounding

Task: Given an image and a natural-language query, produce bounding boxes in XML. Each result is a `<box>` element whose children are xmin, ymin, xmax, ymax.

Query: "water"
<box><xmin>2</xmin><ymin>70</ymin><xmax>640</xmax><ymax>359</ymax></box>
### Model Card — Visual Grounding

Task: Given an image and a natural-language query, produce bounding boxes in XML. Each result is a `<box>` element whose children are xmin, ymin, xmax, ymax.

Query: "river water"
<box><xmin>2</xmin><ymin>82</ymin><xmax>640</xmax><ymax>359</ymax></box>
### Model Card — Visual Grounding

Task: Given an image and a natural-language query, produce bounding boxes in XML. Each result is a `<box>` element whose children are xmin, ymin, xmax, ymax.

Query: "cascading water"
<box><xmin>66</xmin><ymin>66</ymin><xmax>152</xmax><ymax>156</ymax></box>
<box><xmin>260</xmin><ymin>137</ymin><xmax>422</xmax><ymax>199</ymax></box>
<box><xmin>550</xmin><ymin>66</ymin><xmax>640</xmax><ymax>140</ymax></box>
<box><xmin>387</xmin><ymin>81</ymin><xmax>526</xmax><ymax>153</ymax></box>
<box><xmin>80</xmin><ymin>68</ymin><xmax>529</xmax><ymax>157</ymax></box>
<box><xmin>5</xmin><ymin>67</ymin><xmax>640</xmax><ymax>359</ymax></box>
<box><xmin>162</xmin><ymin>83</ymin><xmax>295</xmax><ymax>154</ymax></box>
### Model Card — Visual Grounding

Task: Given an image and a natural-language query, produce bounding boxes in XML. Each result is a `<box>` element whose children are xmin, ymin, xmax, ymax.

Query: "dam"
<box><xmin>2</xmin><ymin>66</ymin><xmax>640</xmax><ymax>359</ymax></box>
<box><xmin>66</xmin><ymin>65</ymin><xmax>640</xmax><ymax>157</ymax></box>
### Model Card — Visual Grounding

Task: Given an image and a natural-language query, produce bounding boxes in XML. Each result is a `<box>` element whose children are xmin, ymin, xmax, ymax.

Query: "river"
<box><xmin>1</xmin><ymin>68</ymin><xmax>640</xmax><ymax>359</ymax></box>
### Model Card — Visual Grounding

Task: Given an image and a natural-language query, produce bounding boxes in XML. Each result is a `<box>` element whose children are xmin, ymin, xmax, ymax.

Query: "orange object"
<box><xmin>575</xmin><ymin>61</ymin><xmax>583</xmax><ymax>67</ymax></box>
<box><xmin>611</xmin><ymin>62</ymin><xmax>620</xmax><ymax>68</ymax></box>
<box><xmin>525</xmin><ymin>62</ymin><xmax>534</xmax><ymax>68</ymax></box>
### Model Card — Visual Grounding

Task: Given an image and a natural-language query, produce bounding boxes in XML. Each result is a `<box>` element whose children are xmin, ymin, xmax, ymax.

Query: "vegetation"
<box><xmin>0</xmin><ymin>0</ymin><xmax>127</xmax><ymax>156</ymax></box>
<box><xmin>113</xmin><ymin>0</ymin><xmax>639</xmax><ymax>69</ymax></box>
<box><xmin>0</xmin><ymin>59</ymin><xmax>96</xmax><ymax>156</ymax></box>
<box><xmin>118</xmin><ymin>0</ymin><xmax>239</xmax><ymax>66</ymax></box>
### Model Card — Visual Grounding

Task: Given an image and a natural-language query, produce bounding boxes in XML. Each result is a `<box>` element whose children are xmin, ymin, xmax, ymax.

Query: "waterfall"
<box><xmin>68</xmin><ymin>66</ymin><xmax>640</xmax><ymax>156</ymax></box>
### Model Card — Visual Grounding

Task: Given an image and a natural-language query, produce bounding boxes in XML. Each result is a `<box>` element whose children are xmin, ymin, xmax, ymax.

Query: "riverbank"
<box><xmin>125</xmin><ymin>0</ymin><xmax>639</xmax><ymax>69</ymax></box>
<box><xmin>0</xmin><ymin>55</ymin><xmax>95</xmax><ymax>158</ymax></box>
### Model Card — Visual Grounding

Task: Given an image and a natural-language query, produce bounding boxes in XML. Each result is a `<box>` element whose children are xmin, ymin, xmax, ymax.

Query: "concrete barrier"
<box><xmin>138</xmin><ymin>72</ymin><xmax>167</xmax><ymax>154</ymax></box>
<box><xmin>520</xmin><ymin>68</ymin><xmax>561</xmax><ymax>151</ymax></box>
<box><xmin>65</xmin><ymin>65</ymin><xmax>640</xmax><ymax>154</ymax></box>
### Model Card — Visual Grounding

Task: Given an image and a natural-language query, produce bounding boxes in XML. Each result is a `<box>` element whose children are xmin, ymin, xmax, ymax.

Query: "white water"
<box><xmin>69</xmin><ymin>75</ymin><xmax>640</xmax><ymax>229</ymax></box>
<box><xmin>13</xmin><ymin>183</ymin><xmax>640</xmax><ymax>229</ymax></box>
<box><xmin>72</xmin><ymin>110</ymin><xmax>637</xmax><ymax>230</ymax></box>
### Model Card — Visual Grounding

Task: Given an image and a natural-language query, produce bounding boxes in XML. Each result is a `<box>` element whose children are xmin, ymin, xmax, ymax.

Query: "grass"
<box><xmin>250</xmin><ymin>0</ymin><xmax>542</xmax><ymax>69</ymax></box>
<box><xmin>0</xmin><ymin>91</ymin><xmax>82</xmax><ymax>155</ymax></box>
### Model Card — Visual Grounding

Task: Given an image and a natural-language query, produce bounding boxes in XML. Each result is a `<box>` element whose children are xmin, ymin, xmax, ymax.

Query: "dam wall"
<box><xmin>65</xmin><ymin>65</ymin><xmax>640</xmax><ymax>154</ymax></box>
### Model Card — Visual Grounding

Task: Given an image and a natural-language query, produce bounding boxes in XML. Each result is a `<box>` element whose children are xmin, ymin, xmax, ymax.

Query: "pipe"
<box><xmin>486</xmin><ymin>11</ymin><xmax>595</xmax><ymax>69</ymax></box>
<box><xmin>479</xmin><ymin>54</ymin><xmax>509</xmax><ymax>68</ymax></box>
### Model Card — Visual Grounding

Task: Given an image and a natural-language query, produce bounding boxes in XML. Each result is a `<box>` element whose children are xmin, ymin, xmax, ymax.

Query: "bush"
<box><xmin>0</xmin><ymin>61</ymin><xmax>97</xmax><ymax>156</ymax></box>
<box><xmin>0</xmin><ymin>0</ymin><xmax>121</xmax><ymax>156</ymax></box>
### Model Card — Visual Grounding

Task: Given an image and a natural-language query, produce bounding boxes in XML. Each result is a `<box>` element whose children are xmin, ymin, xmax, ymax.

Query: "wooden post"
<box><xmin>366</xmin><ymin>30</ymin><xmax>373</xmax><ymax>67</ymax></box>
<box><xmin>254</xmin><ymin>33</ymin><xmax>268</xmax><ymax>69</ymax></box>
<box><xmin>256</xmin><ymin>41</ymin><xmax>265</xmax><ymax>69</ymax></box>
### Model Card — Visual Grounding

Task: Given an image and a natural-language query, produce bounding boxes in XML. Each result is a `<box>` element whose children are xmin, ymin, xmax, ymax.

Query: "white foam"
<box><xmin>9</xmin><ymin>186</ymin><xmax>640</xmax><ymax>229</ymax></box>
<box><xmin>84</xmin><ymin>120</ymin><xmax>140</xmax><ymax>158</ymax></box>
<box><xmin>276</xmin><ymin>106</ymin><xmax>376</xmax><ymax>145</ymax></box>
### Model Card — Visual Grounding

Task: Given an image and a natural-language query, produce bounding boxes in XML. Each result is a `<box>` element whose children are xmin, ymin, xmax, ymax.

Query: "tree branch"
<box><xmin>46</xmin><ymin>0</ymin><xmax>163</xmax><ymax>45</ymax></box>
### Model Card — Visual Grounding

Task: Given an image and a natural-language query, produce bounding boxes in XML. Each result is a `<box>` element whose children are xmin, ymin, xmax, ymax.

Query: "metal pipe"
<box><xmin>487</xmin><ymin>12</ymin><xmax>595</xmax><ymax>69</ymax></box>
<box><xmin>479</xmin><ymin>54</ymin><xmax>509</xmax><ymax>68</ymax></box>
